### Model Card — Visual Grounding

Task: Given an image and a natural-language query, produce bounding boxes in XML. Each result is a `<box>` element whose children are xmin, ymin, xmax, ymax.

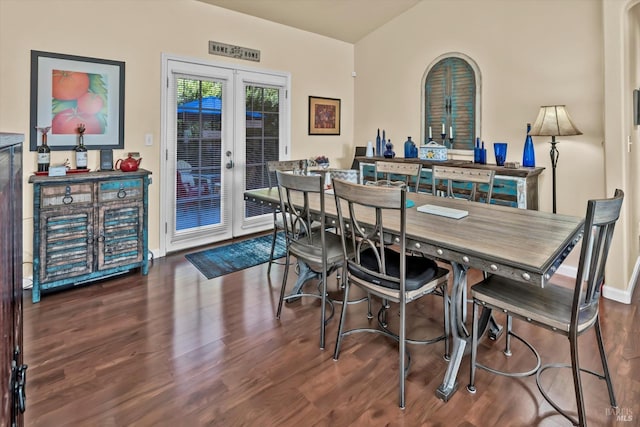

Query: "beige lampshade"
<box><xmin>529</xmin><ymin>105</ymin><xmax>582</xmax><ymax>137</ymax></box>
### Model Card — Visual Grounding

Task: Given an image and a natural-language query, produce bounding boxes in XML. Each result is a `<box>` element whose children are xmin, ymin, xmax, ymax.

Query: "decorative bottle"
<box><xmin>522</xmin><ymin>123</ymin><xmax>535</xmax><ymax>167</ymax></box>
<box><xmin>381</xmin><ymin>129</ymin><xmax>386</xmax><ymax>156</ymax></box>
<box><xmin>383</xmin><ymin>139</ymin><xmax>395</xmax><ymax>158</ymax></box>
<box><xmin>365</xmin><ymin>141</ymin><xmax>374</xmax><ymax>157</ymax></box>
<box><xmin>75</xmin><ymin>123</ymin><xmax>88</xmax><ymax>169</ymax></box>
<box><xmin>404</xmin><ymin>136</ymin><xmax>415</xmax><ymax>158</ymax></box>
<box><xmin>36</xmin><ymin>126</ymin><xmax>51</xmax><ymax>172</ymax></box>
<box><xmin>375</xmin><ymin>129</ymin><xmax>381</xmax><ymax>157</ymax></box>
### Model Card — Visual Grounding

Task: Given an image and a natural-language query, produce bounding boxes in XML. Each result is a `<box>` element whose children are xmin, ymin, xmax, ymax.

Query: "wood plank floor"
<box><xmin>22</xmin><ymin>240</ymin><xmax>639</xmax><ymax>426</ymax></box>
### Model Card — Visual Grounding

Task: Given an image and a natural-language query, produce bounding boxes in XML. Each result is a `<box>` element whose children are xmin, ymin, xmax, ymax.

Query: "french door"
<box><xmin>161</xmin><ymin>56</ymin><xmax>289</xmax><ymax>254</ymax></box>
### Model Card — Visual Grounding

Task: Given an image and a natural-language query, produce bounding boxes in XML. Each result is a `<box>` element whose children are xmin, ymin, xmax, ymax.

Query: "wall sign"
<box><xmin>208</xmin><ymin>41</ymin><xmax>260</xmax><ymax>62</ymax></box>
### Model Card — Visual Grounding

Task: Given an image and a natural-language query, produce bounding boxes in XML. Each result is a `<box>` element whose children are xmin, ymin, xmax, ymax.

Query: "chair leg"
<box><xmin>398</xmin><ymin>299</ymin><xmax>406</xmax><ymax>409</ymax></box>
<box><xmin>267</xmin><ymin>226</ymin><xmax>278</xmax><ymax>275</ymax></box>
<box><xmin>504</xmin><ymin>315</ymin><xmax>513</xmax><ymax>357</ymax></box>
<box><xmin>467</xmin><ymin>301</ymin><xmax>480</xmax><ymax>393</ymax></box>
<box><xmin>569</xmin><ymin>330</ymin><xmax>587</xmax><ymax>427</ymax></box>
<box><xmin>276</xmin><ymin>251</ymin><xmax>291</xmax><ymax>319</ymax></box>
<box><xmin>595</xmin><ymin>318</ymin><xmax>617</xmax><ymax>407</ymax></box>
<box><xmin>319</xmin><ymin>269</ymin><xmax>327</xmax><ymax>350</ymax></box>
<box><xmin>333</xmin><ymin>277</ymin><xmax>351</xmax><ymax>360</ymax></box>
<box><xmin>442</xmin><ymin>284</ymin><xmax>450</xmax><ymax>360</ymax></box>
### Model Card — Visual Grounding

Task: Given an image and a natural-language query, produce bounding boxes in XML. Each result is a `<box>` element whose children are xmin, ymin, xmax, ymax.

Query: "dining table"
<box><xmin>244</xmin><ymin>185</ymin><xmax>585</xmax><ymax>401</ymax></box>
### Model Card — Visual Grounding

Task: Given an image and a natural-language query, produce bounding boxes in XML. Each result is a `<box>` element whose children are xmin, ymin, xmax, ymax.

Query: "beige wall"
<box><xmin>603</xmin><ymin>0</ymin><xmax>639</xmax><ymax>296</ymax></box>
<box><xmin>354</xmin><ymin>0</ymin><xmax>605</xmax><ymax>216</ymax></box>
<box><xmin>0</xmin><ymin>0</ymin><xmax>354</xmax><ymax>269</ymax></box>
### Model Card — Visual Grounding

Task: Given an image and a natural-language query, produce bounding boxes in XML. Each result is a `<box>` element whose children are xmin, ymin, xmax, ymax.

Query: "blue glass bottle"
<box><xmin>522</xmin><ymin>123</ymin><xmax>535</xmax><ymax>167</ymax></box>
<box><xmin>404</xmin><ymin>136</ymin><xmax>415</xmax><ymax>158</ymax></box>
<box><xmin>376</xmin><ymin>129</ymin><xmax>381</xmax><ymax>157</ymax></box>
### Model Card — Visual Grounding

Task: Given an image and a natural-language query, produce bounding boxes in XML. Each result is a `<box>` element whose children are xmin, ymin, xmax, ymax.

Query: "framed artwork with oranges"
<box><xmin>29</xmin><ymin>50</ymin><xmax>125</xmax><ymax>151</ymax></box>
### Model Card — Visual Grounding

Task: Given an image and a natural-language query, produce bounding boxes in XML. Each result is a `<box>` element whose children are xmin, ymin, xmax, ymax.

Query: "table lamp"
<box><xmin>529</xmin><ymin>105</ymin><xmax>582</xmax><ymax>213</ymax></box>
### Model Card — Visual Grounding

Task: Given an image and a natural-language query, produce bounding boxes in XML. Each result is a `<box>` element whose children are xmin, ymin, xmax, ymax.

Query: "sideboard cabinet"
<box><xmin>28</xmin><ymin>169</ymin><xmax>151</xmax><ymax>303</ymax></box>
<box><xmin>357</xmin><ymin>157</ymin><xmax>544</xmax><ymax>210</ymax></box>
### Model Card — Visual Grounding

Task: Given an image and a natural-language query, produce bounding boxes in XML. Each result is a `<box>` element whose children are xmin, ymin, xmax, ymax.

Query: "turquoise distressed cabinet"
<box><xmin>358</xmin><ymin>158</ymin><xmax>543</xmax><ymax>210</ymax></box>
<box><xmin>28</xmin><ymin>169</ymin><xmax>151</xmax><ymax>302</ymax></box>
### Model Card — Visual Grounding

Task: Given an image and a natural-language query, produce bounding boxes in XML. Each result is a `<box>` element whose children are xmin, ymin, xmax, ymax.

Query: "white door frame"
<box><xmin>159</xmin><ymin>54</ymin><xmax>290</xmax><ymax>257</ymax></box>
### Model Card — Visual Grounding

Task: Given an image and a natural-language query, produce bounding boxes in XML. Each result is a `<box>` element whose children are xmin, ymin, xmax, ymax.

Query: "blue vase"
<box><xmin>383</xmin><ymin>140</ymin><xmax>395</xmax><ymax>158</ymax></box>
<box><xmin>522</xmin><ymin>123</ymin><xmax>535</xmax><ymax>167</ymax></box>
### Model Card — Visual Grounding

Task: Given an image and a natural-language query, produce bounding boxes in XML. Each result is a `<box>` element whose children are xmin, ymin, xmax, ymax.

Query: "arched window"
<box><xmin>422</xmin><ymin>53</ymin><xmax>481</xmax><ymax>152</ymax></box>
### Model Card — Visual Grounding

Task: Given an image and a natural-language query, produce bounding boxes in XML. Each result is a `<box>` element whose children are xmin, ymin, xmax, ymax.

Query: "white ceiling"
<box><xmin>197</xmin><ymin>0</ymin><xmax>422</xmax><ymax>43</ymax></box>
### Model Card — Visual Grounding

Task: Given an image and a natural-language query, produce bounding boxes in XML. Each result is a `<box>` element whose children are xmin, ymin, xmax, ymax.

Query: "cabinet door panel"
<box><xmin>40</xmin><ymin>208</ymin><xmax>93</xmax><ymax>283</ymax></box>
<box><xmin>97</xmin><ymin>204</ymin><xmax>143</xmax><ymax>269</ymax></box>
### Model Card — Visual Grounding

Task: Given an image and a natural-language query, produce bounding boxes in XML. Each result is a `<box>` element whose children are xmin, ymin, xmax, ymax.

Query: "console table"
<box><xmin>357</xmin><ymin>157</ymin><xmax>544</xmax><ymax>210</ymax></box>
<box><xmin>28</xmin><ymin>169</ymin><xmax>151</xmax><ymax>303</ymax></box>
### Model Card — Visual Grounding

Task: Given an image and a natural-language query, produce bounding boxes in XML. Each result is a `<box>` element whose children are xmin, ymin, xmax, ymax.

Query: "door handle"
<box><xmin>225</xmin><ymin>150</ymin><xmax>233</xmax><ymax>169</ymax></box>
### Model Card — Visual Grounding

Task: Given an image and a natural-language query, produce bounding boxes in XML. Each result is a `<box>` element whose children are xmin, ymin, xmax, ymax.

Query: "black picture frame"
<box><xmin>30</xmin><ymin>50</ymin><xmax>125</xmax><ymax>151</ymax></box>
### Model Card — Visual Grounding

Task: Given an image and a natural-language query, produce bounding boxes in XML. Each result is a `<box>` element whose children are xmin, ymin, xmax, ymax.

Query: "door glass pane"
<box><xmin>175</xmin><ymin>78</ymin><xmax>222</xmax><ymax>231</ymax></box>
<box><xmin>245</xmin><ymin>85</ymin><xmax>280</xmax><ymax>219</ymax></box>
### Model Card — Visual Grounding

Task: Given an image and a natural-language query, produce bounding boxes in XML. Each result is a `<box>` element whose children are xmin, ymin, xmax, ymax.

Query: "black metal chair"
<box><xmin>467</xmin><ymin>189</ymin><xmax>624</xmax><ymax>426</ymax></box>
<box><xmin>275</xmin><ymin>170</ymin><xmax>346</xmax><ymax>350</ymax></box>
<box><xmin>331</xmin><ymin>178</ymin><xmax>450</xmax><ymax>408</ymax></box>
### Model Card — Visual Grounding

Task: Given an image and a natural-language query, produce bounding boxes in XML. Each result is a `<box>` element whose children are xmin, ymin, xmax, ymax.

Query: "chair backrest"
<box><xmin>267</xmin><ymin>160</ymin><xmax>308</xmax><ymax>188</ymax></box>
<box><xmin>374</xmin><ymin>161</ymin><xmax>422</xmax><ymax>193</ymax></box>
<box><xmin>350</xmin><ymin>146</ymin><xmax>367</xmax><ymax>170</ymax></box>
<box><xmin>431</xmin><ymin>165</ymin><xmax>495</xmax><ymax>203</ymax></box>
<box><xmin>275</xmin><ymin>170</ymin><xmax>328</xmax><ymax>267</ymax></box>
<box><xmin>329</xmin><ymin>168</ymin><xmax>360</xmax><ymax>184</ymax></box>
<box><xmin>572</xmin><ymin>189</ymin><xmax>624</xmax><ymax>327</ymax></box>
<box><xmin>332</xmin><ymin>178</ymin><xmax>407</xmax><ymax>291</ymax></box>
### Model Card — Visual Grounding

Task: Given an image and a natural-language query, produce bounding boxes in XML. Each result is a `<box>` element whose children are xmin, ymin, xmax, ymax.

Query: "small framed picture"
<box><xmin>308</xmin><ymin>96</ymin><xmax>341</xmax><ymax>135</ymax></box>
<box><xmin>30</xmin><ymin>50</ymin><xmax>125</xmax><ymax>151</ymax></box>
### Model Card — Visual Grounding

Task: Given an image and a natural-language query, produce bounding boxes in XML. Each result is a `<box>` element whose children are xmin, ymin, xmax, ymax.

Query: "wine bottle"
<box><xmin>376</xmin><ymin>128</ymin><xmax>381</xmax><ymax>157</ymax></box>
<box><xmin>75</xmin><ymin>125</ymin><xmax>88</xmax><ymax>169</ymax></box>
<box><xmin>522</xmin><ymin>123</ymin><xmax>535</xmax><ymax>167</ymax></box>
<box><xmin>37</xmin><ymin>132</ymin><xmax>51</xmax><ymax>172</ymax></box>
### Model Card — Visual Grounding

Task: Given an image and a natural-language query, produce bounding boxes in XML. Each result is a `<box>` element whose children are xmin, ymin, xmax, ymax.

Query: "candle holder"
<box><xmin>448</xmin><ymin>137</ymin><xmax>454</xmax><ymax>150</ymax></box>
<box><xmin>428</xmin><ymin>136</ymin><xmax>434</xmax><ymax>143</ymax></box>
<box><xmin>441</xmin><ymin>133</ymin><xmax>447</xmax><ymax>147</ymax></box>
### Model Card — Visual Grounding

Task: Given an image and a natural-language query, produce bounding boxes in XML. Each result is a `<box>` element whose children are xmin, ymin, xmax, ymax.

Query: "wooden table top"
<box><xmin>245</xmin><ymin>188</ymin><xmax>584</xmax><ymax>287</ymax></box>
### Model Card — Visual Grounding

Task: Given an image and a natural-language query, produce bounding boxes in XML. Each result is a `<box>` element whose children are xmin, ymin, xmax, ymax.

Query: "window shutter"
<box><xmin>425</xmin><ymin>57</ymin><xmax>476</xmax><ymax>151</ymax></box>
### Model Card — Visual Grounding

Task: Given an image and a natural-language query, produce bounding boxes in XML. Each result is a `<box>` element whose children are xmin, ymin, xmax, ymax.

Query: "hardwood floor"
<box><xmin>23</xmin><ymin>244</ymin><xmax>639</xmax><ymax>426</ymax></box>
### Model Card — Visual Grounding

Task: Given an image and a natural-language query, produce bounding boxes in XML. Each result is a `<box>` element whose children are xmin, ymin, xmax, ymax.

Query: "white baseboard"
<box><xmin>554</xmin><ymin>262</ymin><xmax>637</xmax><ymax>305</ymax></box>
<box><xmin>556</xmin><ymin>264</ymin><xmax>577</xmax><ymax>278</ymax></box>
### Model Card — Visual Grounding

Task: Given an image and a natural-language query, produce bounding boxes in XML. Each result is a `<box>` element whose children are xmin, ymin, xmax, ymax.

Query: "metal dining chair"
<box><xmin>431</xmin><ymin>165</ymin><xmax>495</xmax><ymax>203</ymax></box>
<box><xmin>275</xmin><ymin>170</ymin><xmax>346</xmax><ymax>350</ymax></box>
<box><xmin>266</xmin><ymin>160</ymin><xmax>316</xmax><ymax>275</ymax></box>
<box><xmin>370</xmin><ymin>161</ymin><xmax>422</xmax><ymax>193</ymax></box>
<box><xmin>467</xmin><ymin>189</ymin><xmax>624</xmax><ymax>427</ymax></box>
<box><xmin>331</xmin><ymin>178</ymin><xmax>450</xmax><ymax>408</ymax></box>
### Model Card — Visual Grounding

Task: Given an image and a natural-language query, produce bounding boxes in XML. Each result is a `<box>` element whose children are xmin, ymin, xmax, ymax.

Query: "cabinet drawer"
<box><xmin>98</xmin><ymin>178</ymin><xmax>143</xmax><ymax>202</ymax></box>
<box><xmin>41</xmin><ymin>183</ymin><xmax>93</xmax><ymax>208</ymax></box>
